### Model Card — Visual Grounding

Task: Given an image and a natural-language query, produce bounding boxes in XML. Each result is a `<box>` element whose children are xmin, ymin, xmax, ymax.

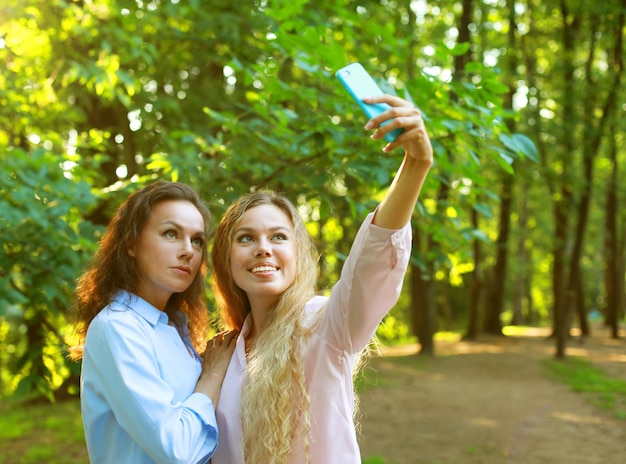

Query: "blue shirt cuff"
<box><xmin>185</xmin><ymin>392</ymin><xmax>217</xmax><ymax>426</ymax></box>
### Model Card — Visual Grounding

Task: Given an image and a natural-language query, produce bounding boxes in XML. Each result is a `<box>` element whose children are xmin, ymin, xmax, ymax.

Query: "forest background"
<box><xmin>0</xmin><ymin>0</ymin><xmax>624</xmax><ymax>404</ymax></box>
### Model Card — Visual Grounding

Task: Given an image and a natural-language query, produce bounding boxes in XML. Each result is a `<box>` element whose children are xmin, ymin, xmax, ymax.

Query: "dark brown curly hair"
<box><xmin>69</xmin><ymin>181</ymin><xmax>213</xmax><ymax>360</ymax></box>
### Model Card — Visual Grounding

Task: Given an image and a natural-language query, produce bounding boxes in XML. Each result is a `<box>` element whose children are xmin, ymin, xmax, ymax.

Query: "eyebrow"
<box><xmin>234</xmin><ymin>226</ymin><xmax>291</xmax><ymax>234</ymax></box>
<box><xmin>162</xmin><ymin>220</ymin><xmax>206</xmax><ymax>237</ymax></box>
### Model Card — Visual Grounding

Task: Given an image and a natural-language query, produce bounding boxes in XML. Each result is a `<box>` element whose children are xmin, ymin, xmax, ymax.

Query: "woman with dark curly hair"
<box><xmin>70</xmin><ymin>181</ymin><xmax>236</xmax><ymax>464</ymax></box>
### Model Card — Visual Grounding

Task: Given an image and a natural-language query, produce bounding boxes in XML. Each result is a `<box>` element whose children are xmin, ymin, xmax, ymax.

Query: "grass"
<box><xmin>543</xmin><ymin>356</ymin><xmax>626</xmax><ymax>420</ymax></box>
<box><xmin>0</xmin><ymin>398</ymin><xmax>88</xmax><ymax>464</ymax></box>
<box><xmin>0</xmin><ymin>395</ymin><xmax>396</xmax><ymax>464</ymax></box>
<box><xmin>0</xmin><ymin>396</ymin><xmax>392</xmax><ymax>464</ymax></box>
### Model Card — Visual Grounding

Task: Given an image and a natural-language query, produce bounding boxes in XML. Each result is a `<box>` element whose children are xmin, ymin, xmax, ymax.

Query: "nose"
<box><xmin>254</xmin><ymin>237</ymin><xmax>272</xmax><ymax>257</ymax></box>
<box><xmin>179</xmin><ymin>237</ymin><xmax>195</xmax><ymax>260</ymax></box>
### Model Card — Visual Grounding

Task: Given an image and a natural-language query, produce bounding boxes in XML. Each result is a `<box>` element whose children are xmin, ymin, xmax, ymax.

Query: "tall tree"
<box><xmin>551</xmin><ymin>0</ymin><xmax>580</xmax><ymax>358</ymax></box>
<box><xmin>483</xmin><ymin>0</ymin><xmax>520</xmax><ymax>335</ymax></box>
<box><xmin>556</xmin><ymin>1</ymin><xmax>625</xmax><ymax>357</ymax></box>
<box><xmin>601</xmin><ymin>0</ymin><xmax>625</xmax><ymax>339</ymax></box>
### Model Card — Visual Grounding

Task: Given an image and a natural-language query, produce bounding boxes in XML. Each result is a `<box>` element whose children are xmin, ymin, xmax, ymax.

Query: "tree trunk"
<box><xmin>575</xmin><ymin>279</ymin><xmax>590</xmax><ymax>336</ymax></box>
<box><xmin>411</xmin><ymin>227</ymin><xmax>436</xmax><ymax>356</ymax></box>
<box><xmin>553</xmin><ymin>199</ymin><xmax>570</xmax><ymax>357</ymax></box>
<box><xmin>603</xmin><ymin>130</ymin><xmax>625</xmax><ymax>342</ymax></box>
<box><xmin>464</xmin><ymin>207</ymin><xmax>481</xmax><ymax>340</ymax></box>
<box><xmin>618</xmin><ymin>226</ymin><xmax>626</xmax><ymax>335</ymax></box>
<box><xmin>454</xmin><ymin>0</ymin><xmax>473</xmax><ymax>75</ymax></box>
<box><xmin>512</xmin><ymin>182</ymin><xmax>531</xmax><ymax>326</ymax></box>
<box><xmin>455</xmin><ymin>0</ymin><xmax>480</xmax><ymax>341</ymax></box>
<box><xmin>438</xmin><ymin>285</ymin><xmax>454</xmax><ymax>332</ymax></box>
<box><xmin>483</xmin><ymin>175</ymin><xmax>511</xmax><ymax>336</ymax></box>
<box><xmin>554</xmin><ymin>1</ymin><xmax>581</xmax><ymax>359</ymax></box>
<box><xmin>483</xmin><ymin>0</ymin><xmax>518</xmax><ymax>336</ymax></box>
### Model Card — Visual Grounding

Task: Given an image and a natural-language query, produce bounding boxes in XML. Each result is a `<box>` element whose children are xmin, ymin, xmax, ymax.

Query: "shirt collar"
<box><xmin>112</xmin><ymin>290</ymin><xmax>167</xmax><ymax>326</ymax></box>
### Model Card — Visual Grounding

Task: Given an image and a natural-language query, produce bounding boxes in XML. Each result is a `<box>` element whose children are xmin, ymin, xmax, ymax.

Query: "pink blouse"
<box><xmin>212</xmin><ymin>212</ymin><xmax>411</xmax><ymax>463</ymax></box>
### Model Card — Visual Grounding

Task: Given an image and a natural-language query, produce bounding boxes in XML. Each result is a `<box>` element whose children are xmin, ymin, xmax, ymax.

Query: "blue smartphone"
<box><xmin>335</xmin><ymin>62</ymin><xmax>404</xmax><ymax>143</ymax></box>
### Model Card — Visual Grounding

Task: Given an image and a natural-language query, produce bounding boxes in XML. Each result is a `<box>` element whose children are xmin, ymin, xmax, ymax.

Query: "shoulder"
<box><xmin>91</xmin><ymin>300</ymin><xmax>139</xmax><ymax>326</ymax></box>
<box><xmin>305</xmin><ymin>295</ymin><xmax>328</xmax><ymax>311</ymax></box>
<box><xmin>87</xmin><ymin>301</ymin><xmax>152</xmax><ymax>347</ymax></box>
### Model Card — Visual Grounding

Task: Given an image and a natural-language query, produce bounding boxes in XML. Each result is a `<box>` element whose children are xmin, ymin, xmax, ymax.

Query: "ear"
<box><xmin>127</xmin><ymin>243</ymin><xmax>136</xmax><ymax>258</ymax></box>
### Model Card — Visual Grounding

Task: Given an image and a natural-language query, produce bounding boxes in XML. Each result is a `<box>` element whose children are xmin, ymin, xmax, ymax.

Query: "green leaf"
<box><xmin>449</xmin><ymin>41</ymin><xmax>471</xmax><ymax>56</ymax></box>
<box><xmin>499</xmin><ymin>133</ymin><xmax>539</xmax><ymax>162</ymax></box>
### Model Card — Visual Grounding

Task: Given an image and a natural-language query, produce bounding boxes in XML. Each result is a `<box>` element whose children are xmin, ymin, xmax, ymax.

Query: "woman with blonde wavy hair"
<box><xmin>210</xmin><ymin>94</ymin><xmax>433</xmax><ymax>464</ymax></box>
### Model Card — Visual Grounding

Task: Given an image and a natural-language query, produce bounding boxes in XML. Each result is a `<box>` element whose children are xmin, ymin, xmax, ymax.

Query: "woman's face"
<box><xmin>128</xmin><ymin>200</ymin><xmax>206</xmax><ymax>310</ymax></box>
<box><xmin>229</xmin><ymin>204</ymin><xmax>297</xmax><ymax>311</ymax></box>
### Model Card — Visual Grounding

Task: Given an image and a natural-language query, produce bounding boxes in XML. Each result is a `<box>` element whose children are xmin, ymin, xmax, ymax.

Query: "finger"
<box><xmin>363</xmin><ymin>94</ymin><xmax>413</xmax><ymax>108</ymax></box>
<box><xmin>209</xmin><ymin>331</ymin><xmax>225</xmax><ymax>346</ymax></box>
<box><xmin>381</xmin><ymin>125</ymin><xmax>426</xmax><ymax>153</ymax></box>
<box><xmin>367</xmin><ymin>104</ymin><xmax>422</xmax><ymax>134</ymax></box>
<box><xmin>366</xmin><ymin>107</ymin><xmax>416</xmax><ymax>131</ymax></box>
<box><xmin>370</xmin><ymin>115</ymin><xmax>413</xmax><ymax>142</ymax></box>
<box><xmin>224</xmin><ymin>330</ymin><xmax>239</xmax><ymax>345</ymax></box>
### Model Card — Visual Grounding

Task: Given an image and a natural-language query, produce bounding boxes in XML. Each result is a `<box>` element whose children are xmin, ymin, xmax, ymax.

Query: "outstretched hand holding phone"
<box><xmin>336</xmin><ymin>62</ymin><xmax>405</xmax><ymax>143</ymax></box>
<box><xmin>337</xmin><ymin>62</ymin><xmax>432</xmax><ymax>228</ymax></box>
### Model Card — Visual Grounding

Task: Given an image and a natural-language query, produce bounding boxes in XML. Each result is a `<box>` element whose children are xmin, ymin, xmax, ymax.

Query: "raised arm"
<box><xmin>363</xmin><ymin>95</ymin><xmax>433</xmax><ymax>229</ymax></box>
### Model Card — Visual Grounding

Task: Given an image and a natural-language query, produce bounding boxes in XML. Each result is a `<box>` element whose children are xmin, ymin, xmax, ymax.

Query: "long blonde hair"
<box><xmin>211</xmin><ymin>191</ymin><xmax>319</xmax><ymax>463</ymax></box>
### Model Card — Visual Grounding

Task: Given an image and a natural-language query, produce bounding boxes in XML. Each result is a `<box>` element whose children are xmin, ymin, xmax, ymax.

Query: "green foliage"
<box><xmin>543</xmin><ymin>356</ymin><xmax>626</xmax><ymax>420</ymax></box>
<box><xmin>1</xmin><ymin>0</ymin><xmax>543</xmax><ymax>401</ymax></box>
<box><xmin>376</xmin><ymin>315</ymin><xmax>414</xmax><ymax>346</ymax></box>
<box><xmin>0</xmin><ymin>148</ymin><xmax>99</xmax><ymax>399</ymax></box>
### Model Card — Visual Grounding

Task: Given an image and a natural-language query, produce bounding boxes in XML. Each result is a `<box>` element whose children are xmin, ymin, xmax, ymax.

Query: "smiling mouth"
<box><xmin>250</xmin><ymin>265</ymin><xmax>278</xmax><ymax>273</ymax></box>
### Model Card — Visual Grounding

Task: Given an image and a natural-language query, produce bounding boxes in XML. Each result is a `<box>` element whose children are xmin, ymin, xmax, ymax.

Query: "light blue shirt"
<box><xmin>80</xmin><ymin>290</ymin><xmax>217</xmax><ymax>464</ymax></box>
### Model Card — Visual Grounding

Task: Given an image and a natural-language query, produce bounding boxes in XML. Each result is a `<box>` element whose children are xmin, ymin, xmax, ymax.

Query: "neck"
<box><xmin>247</xmin><ymin>294</ymin><xmax>279</xmax><ymax>337</ymax></box>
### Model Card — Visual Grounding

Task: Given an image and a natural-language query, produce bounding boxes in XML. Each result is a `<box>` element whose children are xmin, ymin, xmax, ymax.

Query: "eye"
<box><xmin>236</xmin><ymin>234</ymin><xmax>253</xmax><ymax>243</ymax></box>
<box><xmin>272</xmin><ymin>233</ymin><xmax>288</xmax><ymax>241</ymax></box>
<box><xmin>192</xmin><ymin>237</ymin><xmax>205</xmax><ymax>247</ymax></box>
<box><xmin>164</xmin><ymin>230</ymin><xmax>177</xmax><ymax>239</ymax></box>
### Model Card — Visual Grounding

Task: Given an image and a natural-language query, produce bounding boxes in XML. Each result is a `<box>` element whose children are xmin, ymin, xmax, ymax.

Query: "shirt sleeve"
<box><xmin>321</xmin><ymin>212</ymin><xmax>412</xmax><ymax>354</ymax></box>
<box><xmin>85</xmin><ymin>313</ymin><xmax>217</xmax><ymax>464</ymax></box>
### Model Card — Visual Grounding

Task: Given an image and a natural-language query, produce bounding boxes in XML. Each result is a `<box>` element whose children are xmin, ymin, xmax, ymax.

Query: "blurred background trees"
<box><xmin>0</xmin><ymin>0</ymin><xmax>623</xmax><ymax>400</ymax></box>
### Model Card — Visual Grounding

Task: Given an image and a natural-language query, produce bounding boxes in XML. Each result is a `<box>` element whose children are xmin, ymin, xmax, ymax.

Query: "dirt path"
<box><xmin>357</xmin><ymin>327</ymin><xmax>626</xmax><ymax>464</ymax></box>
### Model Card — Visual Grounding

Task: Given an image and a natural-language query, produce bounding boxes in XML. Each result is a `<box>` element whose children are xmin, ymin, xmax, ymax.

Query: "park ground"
<box><xmin>358</xmin><ymin>325</ymin><xmax>626</xmax><ymax>464</ymax></box>
<box><xmin>1</xmin><ymin>325</ymin><xmax>624</xmax><ymax>463</ymax></box>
